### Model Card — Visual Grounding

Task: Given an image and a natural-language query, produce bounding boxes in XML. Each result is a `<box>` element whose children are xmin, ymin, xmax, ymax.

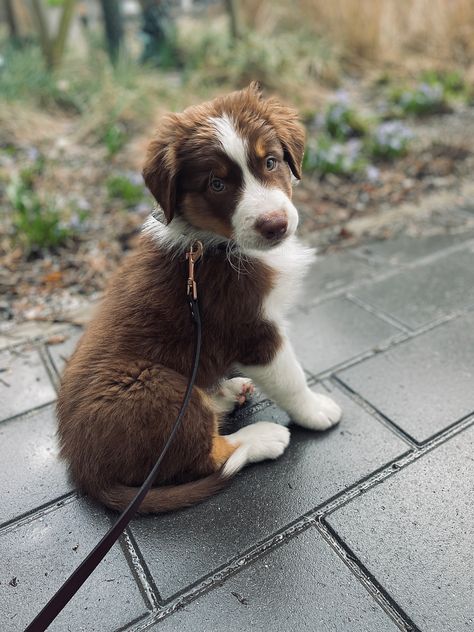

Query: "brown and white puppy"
<box><xmin>57</xmin><ymin>83</ymin><xmax>342</xmax><ymax>513</ymax></box>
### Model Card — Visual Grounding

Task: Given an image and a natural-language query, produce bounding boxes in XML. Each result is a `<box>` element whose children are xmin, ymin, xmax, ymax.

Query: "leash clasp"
<box><xmin>186</xmin><ymin>241</ymin><xmax>203</xmax><ymax>300</ymax></box>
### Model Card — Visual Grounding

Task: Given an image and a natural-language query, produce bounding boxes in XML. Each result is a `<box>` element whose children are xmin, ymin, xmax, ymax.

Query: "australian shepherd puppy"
<box><xmin>57</xmin><ymin>82</ymin><xmax>342</xmax><ymax>513</ymax></box>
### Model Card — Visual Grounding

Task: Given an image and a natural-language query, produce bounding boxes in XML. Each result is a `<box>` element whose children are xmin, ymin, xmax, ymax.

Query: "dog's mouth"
<box><xmin>234</xmin><ymin>229</ymin><xmax>293</xmax><ymax>254</ymax></box>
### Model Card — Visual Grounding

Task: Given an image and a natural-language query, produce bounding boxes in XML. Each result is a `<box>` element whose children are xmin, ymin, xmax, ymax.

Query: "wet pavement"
<box><xmin>1</xmin><ymin>228</ymin><xmax>474</xmax><ymax>631</ymax></box>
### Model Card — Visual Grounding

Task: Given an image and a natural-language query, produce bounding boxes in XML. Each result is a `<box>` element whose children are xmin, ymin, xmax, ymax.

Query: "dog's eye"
<box><xmin>209</xmin><ymin>177</ymin><xmax>225</xmax><ymax>192</ymax></box>
<box><xmin>266</xmin><ymin>156</ymin><xmax>277</xmax><ymax>171</ymax></box>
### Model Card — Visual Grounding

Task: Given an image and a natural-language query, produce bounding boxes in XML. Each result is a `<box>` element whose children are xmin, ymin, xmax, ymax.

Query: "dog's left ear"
<box><xmin>267</xmin><ymin>100</ymin><xmax>306</xmax><ymax>180</ymax></box>
<box><xmin>142</xmin><ymin>114</ymin><xmax>179</xmax><ymax>223</ymax></box>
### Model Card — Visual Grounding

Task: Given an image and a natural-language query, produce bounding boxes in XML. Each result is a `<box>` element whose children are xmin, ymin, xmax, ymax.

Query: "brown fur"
<box><xmin>57</xmin><ymin>237</ymin><xmax>281</xmax><ymax>512</ymax></box>
<box><xmin>210</xmin><ymin>435</ymin><xmax>240</xmax><ymax>469</ymax></box>
<box><xmin>57</xmin><ymin>83</ymin><xmax>305</xmax><ymax>513</ymax></box>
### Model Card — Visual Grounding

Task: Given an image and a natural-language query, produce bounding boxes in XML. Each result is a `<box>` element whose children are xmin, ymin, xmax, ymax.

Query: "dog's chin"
<box><xmin>236</xmin><ymin>232</ymin><xmax>293</xmax><ymax>253</ymax></box>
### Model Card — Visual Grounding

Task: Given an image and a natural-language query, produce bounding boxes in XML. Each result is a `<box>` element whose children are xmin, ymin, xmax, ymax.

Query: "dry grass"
<box><xmin>241</xmin><ymin>0</ymin><xmax>474</xmax><ymax>69</ymax></box>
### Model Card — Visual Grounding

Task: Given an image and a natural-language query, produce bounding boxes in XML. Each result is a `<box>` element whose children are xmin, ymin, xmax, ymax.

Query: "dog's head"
<box><xmin>143</xmin><ymin>82</ymin><xmax>305</xmax><ymax>251</ymax></box>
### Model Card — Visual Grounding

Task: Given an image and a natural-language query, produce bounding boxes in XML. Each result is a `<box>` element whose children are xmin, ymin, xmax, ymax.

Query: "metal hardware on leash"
<box><xmin>186</xmin><ymin>240</ymin><xmax>203</xmax><ymax>300</ymax></box>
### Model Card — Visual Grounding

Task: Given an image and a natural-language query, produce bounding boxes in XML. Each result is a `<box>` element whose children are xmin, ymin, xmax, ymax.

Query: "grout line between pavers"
<box><xmin>0</xmin><ymin>399</ymin><xmax>57</xmax><ymax>428</ymax></box>
<box><xmin>129</xmin><ymin>515</ymin><xmax>319</xmax><ymax>631</ymax></box>
<box><xmin>298</xmin><ymin>236</ymin><xmax>474</xmax><ymax>311</ymax></box>
<box><xmin>0</xmin><ymin>321</ymin><xmax>81</xmax><ymax>351</ymax></box>
<box><xmin>346</xmin><ymin>293</ymin><xmax>412</xmax><ymax>333</ymax></box>
<box><xmin>332</xmin><ymin>374</ymin><xmax>474</xmax><ymax>448</ymax></box>
<box><xmin>353</xmin><ymin>234</ymin><xmax>474</xmax><ymax>270</ymax></box>
<box><xmin>38</xmin><ymin>342</ymin><xmax>61</xmax><ymax>393</ymax></box>
<box><xmin>330</xmin><ymin>376</ymin><xmax>418</xmax><ymax>448</ymax></box>
<box><xmin>114</xmin><ymin>613</ymin><xmax>152</xmax><ymax>632</ymax></box>
<box><xmin>303</xmin><ymin>302</ymin><xmax>474</xmax><ymax>386</ymax></box>
<box><xmin>120</xmin><ymin>529</ymin><xmax>161</xmax><ymax>612</ymax></box>
<box><xmin>316</xmin><ymin>412</ymin><xmax>474</xmax><ymax>519</ymax></box>
<box><xmin>0</xmin><ymin>492</ymin><xmax>78</xmax><ymax>534</ymax></box>
<box><xmin>315</xmin><ymin>520</ymin><xmax>421</xmax><ymax>632</ymax></box>
<box><xmin>125</xmin><ymin>456</ymin><xmax>410</xmax><ymax>624</ymax></box>
<box><xmin>126</xmin><ymin>412</ymin><xmax>474</xmax><ymax>630</ymax></box>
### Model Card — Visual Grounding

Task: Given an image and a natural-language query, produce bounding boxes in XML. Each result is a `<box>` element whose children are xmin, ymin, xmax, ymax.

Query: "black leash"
<box><xmin>25</xmin><ymin>242</ymin><xmax>204</xmax><ymax>632</ymax></box>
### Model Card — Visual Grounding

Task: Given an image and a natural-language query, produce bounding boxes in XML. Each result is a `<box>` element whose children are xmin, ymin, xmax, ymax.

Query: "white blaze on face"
<box><xmin>210</xmin><ymin>114</ymin><xmax>298</xmax><ymax>250</ymax></box>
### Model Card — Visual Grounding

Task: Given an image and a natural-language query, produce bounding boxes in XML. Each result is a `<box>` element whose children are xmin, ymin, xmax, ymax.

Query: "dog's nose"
<box><xmin>255</xmin><ymin>212</ymin><xmax>288</xmax><ymax>240</ymax></box>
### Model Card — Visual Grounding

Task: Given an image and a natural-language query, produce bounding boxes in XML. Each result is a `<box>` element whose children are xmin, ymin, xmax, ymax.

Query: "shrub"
<box><xmin>420</xmin><ymin>69</ymin><xmax>467</xmax><ymax>98</ymax></box>
<box><xmin>367</xmin><ymin>121</ymin><xmax>413</xmax><ymax>160</ymax></box>
<box><xmin>390</xmin><ymin>82</ymin><xmax>448</xmax><ymax>116</ymax></box>
<box><xmin>322</xmin><ymin>97</ymin><xmax>369</xmax><ymax>140</ymax></box>
<box><xmin>304</xmin><ymin>136</ymin><xmax>365</xmax><ymax>176</ymax></box>
<box><xmin>107</xmin><ymin>174</ymin><xmax>145</xmax><ymax>206</ymax></box>
<box><xmin>6</xmin><ymin>163</ymin><xmax>70</xmax><ymax>252</ymax></box>
<box><xmin>103</xmin><ymin>123</ymin><xmax>127</xmax><ymax>157</ymax></box>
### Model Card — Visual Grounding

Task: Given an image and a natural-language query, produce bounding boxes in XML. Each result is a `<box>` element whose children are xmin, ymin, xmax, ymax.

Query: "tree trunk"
<box><xmin>224</xmin><ymin>0</ymin><xmax>242</xmax><ymax>42</ymax></box>
<box><xmin>30</xmin><ymin>0</ymin><xmax>76</xmax><ymax>70</ymax></box>
<box><xmin>52</xmin><ymin>0</ymin><xmax>76</xmax><ymax>68</ymax></box>
<box><xmin>30</xmin><ymin>0</ymin><xmax>54</xmax><ymax>68</ymax></box>
<box><xmin>99</xmin><ymin>0</ymin><xmax>123</xmax><ymax>64</ymax></box>
<box><xmin>4</xmin><ymin>0</ymin><xmax>19</xmax><ymax>42</ymax></box>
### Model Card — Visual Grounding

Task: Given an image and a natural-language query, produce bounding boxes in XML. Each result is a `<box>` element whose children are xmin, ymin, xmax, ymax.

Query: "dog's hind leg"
<box><xmin>211</xmin><ymin>377</ymin><xmax>255</xmax><ymax>415</ymax></box>
<box><xmin>214</xmin><ymin>421</ymin><xmax>290</xmax><ymax>476</ymax></box>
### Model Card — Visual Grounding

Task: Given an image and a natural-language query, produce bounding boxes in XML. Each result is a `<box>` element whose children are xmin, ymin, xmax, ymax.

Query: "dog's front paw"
<box><xmin>292</xmin><ymin>392</ymin><xmax>342</xmax><ymax>431</ymax></box>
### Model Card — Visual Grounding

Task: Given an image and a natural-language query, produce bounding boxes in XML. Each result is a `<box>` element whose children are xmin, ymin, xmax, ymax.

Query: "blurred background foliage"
<box><xmin>1</xmin><ymin>0</ymin><xmax>474</xmax><ymax>322</ymax></box>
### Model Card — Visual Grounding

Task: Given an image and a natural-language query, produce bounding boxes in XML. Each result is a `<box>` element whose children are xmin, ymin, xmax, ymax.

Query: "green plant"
<box><xmin>420</xmin><ymin>69</ymin><xmax>466</xmax><ymax>97</ymax></box>
<box><xmin>179</xmin><ymin>23</ymin><xmax>337</xmax><ymax>90</ymax></box>
<box><xmin>389</xmin><ymin>82</ymin><xmax>449</xmax><ymax>117</ymax></box>
<box><xmin>6</xmin><ymin>161</ymin><xmax>70</xmax><ymax>252</ymax></box>
<box><xmin>0</xmin><ymin>44</ymin><xmax>80</xmax><ymax>111</ymax></box>
<box><xmin>303</xmin><ymin>135</ymin><xmax>365</xmax><ymax>176</ymax></box>
<box><xmin>107</xmin><ymin>174</ymin><xmax>144</xmax><ymax>206</ymax></box>
<box><xmin>103</xmin><ymin>122</ymin><xmax>127</xmax><ymax>156</ymax></box>
<box><xmin>366</xmin><ymin>121</ymin><xmax>413</xmax><ymax>160</ymax></box>
<box><xmin>323</xmin><ymin>99</ymin><xmax>369</xmax><ymax>140</ymax></box>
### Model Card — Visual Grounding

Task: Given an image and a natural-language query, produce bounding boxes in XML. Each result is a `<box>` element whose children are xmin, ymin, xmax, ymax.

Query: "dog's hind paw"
<box><xmin>213</xmin><ymin>377</ymin><xmax>255</xmax><ymax>413</ymax></box>
<box><xmin>222</xmin><ymin>421</ymin><xmax>290</xmax><ymax>476</ymax></box>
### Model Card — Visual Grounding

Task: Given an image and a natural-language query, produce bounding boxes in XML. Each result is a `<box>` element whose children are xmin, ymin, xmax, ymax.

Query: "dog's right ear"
<box><xmin>142</xmin><ymin>114</ymin><xmax>179</xmax><ymax>224</ymax></box>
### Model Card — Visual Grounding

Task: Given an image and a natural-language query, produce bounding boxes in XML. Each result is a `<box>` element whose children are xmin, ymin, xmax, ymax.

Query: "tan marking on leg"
<box><xmin>210</xmin><ymin>435</ymin><xmax>240</xmax><ymax>469</ymax></box>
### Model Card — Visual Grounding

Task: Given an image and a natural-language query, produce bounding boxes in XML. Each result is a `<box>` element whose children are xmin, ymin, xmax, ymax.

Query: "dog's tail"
<box><xmin>94</xmin><ymin>471</ymin><xmax>229</xmax><ymax>514</ymax></box>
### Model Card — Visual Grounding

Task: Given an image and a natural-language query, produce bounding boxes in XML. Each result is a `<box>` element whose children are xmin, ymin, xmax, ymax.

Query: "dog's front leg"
<box><xmin>239</xmin><ymin>337</ymin><xmax>342</xmax><ymax>431</ymax></box>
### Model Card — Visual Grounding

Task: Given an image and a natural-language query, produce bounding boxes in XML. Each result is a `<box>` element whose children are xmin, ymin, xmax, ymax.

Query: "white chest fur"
<box><xmin>251</xmin><ymin>236</ymin><xmax>315</xmax><ymax>329</ymax></box>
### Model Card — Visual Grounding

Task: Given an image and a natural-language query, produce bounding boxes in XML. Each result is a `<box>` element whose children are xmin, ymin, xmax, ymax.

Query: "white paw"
<box><xmin>222</xmin><ymin>422</ymin><xmax>290</xmax><ymax>476</ymax></box>
<box><xmin>231</xmin><ymin>421</ymin><xmax>290</xmax><ymax>462</ymax></box>
<box><xmin>292</xmin><ymin>392</ymin><xmax>342</xmax><ymax>431</ymax></box>
<box><xmin>214</xmin><ymin>377</ymin><xmax>255</xmax><ymax>413</ymax></box>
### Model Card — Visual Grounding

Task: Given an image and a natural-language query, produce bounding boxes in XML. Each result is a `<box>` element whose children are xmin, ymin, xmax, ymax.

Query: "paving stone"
<box><xmin>352</xmin><ymin>245</ymin><xmax>474</xmax><ymax>329</ymax></box>
<box><xmin>0</xmin><ymin>405</ymin><xmax>72</xmax><ymax>526</ymax></box>
<box><xmin>296</xmin><ymin>252</ymin><xmax>381</xmax><ymax>308</ymax></box>
<box><xmin>0</xmin><ymin>335</ymin><xmax>13</xmax><ymax>352</ymax></box>
<box><xmin>0</xmin><ymin>347</ymin><xmax>56</xmax><ymax>422</ymax></box>
<box><xmin>130</xmin><ymin>382</ymin><xmax>408</xmax><ymax>599</ymax></box>
<box><xmin>47</xmin><ymin>328</ymin><xmax>83</xmax><ymax>377</ymax></box>
<box><xmin>327</xmin><ymin>423</ymin><xmax>474</xmax><ymax>632</ymax></box>
<box><xmin>356</xmin><ymin>232</ymin><xmax>474</xmax><ymax>265</ymax></box>
<box><xmin>0</xmin><ymin>497</ymin><xmax>148</xmax><ymax>631</ymax></box>
<box><xmin>153</xmin><ymin>528</ymin><xmax>398</xmax><ymax>632</ymax></box>
<box><xmin>5</xmin><ymin>321</ymin><xmax>55</xmax><ymax>343</ymax></box>
<box><xmin>337</xmin><ymin>312</ymin><xmax>474</xmax><ymax>442</ymax></box>
<box><xmin>289</xmin><ymin>297</ymin><xmax>401</xmax><ymax>376</ymax></box>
